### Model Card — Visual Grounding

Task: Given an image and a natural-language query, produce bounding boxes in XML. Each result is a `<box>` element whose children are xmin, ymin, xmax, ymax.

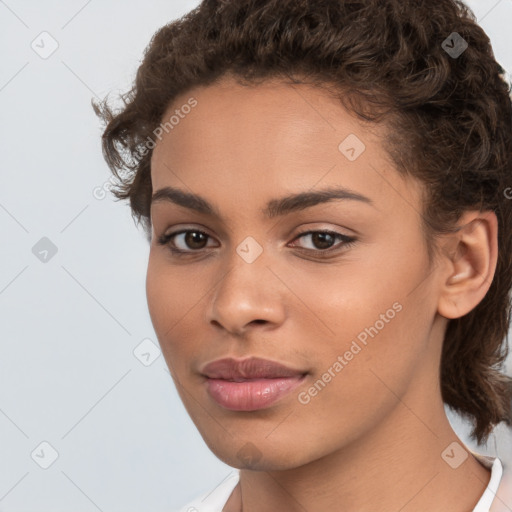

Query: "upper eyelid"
<box><xmin>164</xmin><ymin>225</ymin><xmax>351</xmax><ymax>238</ymax></box>
<box><xmin>162</xmin><ymin>220</ymin><xmax>354</xmax><ymax>235</ymax></box>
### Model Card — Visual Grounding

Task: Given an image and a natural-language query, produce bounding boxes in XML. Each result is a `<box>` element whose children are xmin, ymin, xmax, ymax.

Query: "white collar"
<box><xmin>470</xmin><ymin>453</ymin><xmax>503</xmax><ymax>512</ymax></box>
<box><xmin>179</xmin><ymin>453</ymin><xmax>509</xmax><ymax>512</ymax></box>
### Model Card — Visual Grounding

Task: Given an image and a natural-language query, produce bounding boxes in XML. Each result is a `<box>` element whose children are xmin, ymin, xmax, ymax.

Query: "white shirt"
<box><xmin>177</xmin><ymin>451</ymin><xmax>511</xmax><ymax>512</ymax></box>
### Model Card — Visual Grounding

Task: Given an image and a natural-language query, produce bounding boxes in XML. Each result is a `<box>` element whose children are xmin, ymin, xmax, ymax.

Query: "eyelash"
<box><xmin>156</xmin><ymin>228</ymin><xmax>357</xmax><ymax>259</ymax></box>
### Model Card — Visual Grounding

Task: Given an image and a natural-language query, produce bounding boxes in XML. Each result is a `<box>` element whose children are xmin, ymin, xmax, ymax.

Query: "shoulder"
<box><xmin>175</xmin><ymin>471</ymin><xmax>240</xmax><ymax>512</ymax></box>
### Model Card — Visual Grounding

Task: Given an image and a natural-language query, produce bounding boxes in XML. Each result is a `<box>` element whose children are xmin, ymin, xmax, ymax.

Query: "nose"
<box><xmin>206</xmin><ymin>252</ymin><xmax>286</xmax><ymax>336</ymax></box>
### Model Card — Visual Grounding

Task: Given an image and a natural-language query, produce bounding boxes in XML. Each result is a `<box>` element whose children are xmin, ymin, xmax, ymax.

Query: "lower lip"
<box><xmin>205</xmin><ymin>375</ymin><xmax>307</xmax><ymax>411</ymax></box>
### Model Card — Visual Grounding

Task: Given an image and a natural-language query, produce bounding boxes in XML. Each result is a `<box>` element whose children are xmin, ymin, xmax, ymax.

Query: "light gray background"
<box><xmin>0</xmin><ymin>1</ymin><xmax>511</xmax><ymax>510</ymax></box>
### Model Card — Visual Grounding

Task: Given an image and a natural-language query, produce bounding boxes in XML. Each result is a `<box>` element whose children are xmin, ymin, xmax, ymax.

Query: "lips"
<box><xmin>201</xmin><ymin>356</ymin><xmax>306</xmax><ymax>380</ymax></box>
<box><xmin>201</xmin><ymin>357</ymin><xmax>308</xmax><ymax>411</ymax></box>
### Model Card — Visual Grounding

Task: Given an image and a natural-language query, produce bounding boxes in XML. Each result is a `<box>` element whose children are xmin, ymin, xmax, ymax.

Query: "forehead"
<box><xmin>151</xmin><ymin>76</ymin><xmax>385</xmax><ymax>164</ymax></box>
<box><xmin>156</xmin><ymin>77</ymin><xmax>381</xmax><ymax>146</ymax></box>
<box><xmin>150</xmin><ymin>77</ymin><xmax>423</xmax><ymax>220</ymax></box>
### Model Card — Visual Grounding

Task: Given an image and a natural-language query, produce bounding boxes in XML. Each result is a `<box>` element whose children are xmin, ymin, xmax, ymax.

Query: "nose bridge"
<box><xmin>207</xmin><ymin>237</ymin><xmax>284</xmax><ymax>332</ymax></box>
<box><xmin>214</xmin><ymin>237</ymin><xmax>271</xmax><ymax>305</ymax></box>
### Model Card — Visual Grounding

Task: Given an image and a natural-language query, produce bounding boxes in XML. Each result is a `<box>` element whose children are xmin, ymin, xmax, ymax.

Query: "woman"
<box><xmin>94</xmin><ymin>0</ymin><xmax>512</xmax><ymax>510</ymax></box>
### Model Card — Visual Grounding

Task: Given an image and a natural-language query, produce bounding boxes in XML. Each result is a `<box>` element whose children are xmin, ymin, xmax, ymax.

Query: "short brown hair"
<box><xmin>93</xmin><ymin>0</ymin><xmax>512</xmax><ymax>444</ymax></box>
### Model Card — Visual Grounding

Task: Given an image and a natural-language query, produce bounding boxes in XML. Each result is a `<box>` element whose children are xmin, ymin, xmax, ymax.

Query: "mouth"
<box><xmin>204</xmin><ymin>375</ymin><xmax>308</xmax><ymax>411</ymax></box>
<box><xmin>200</xmin><ymin>356</ymin><xmax>308</xmax><ymax>411</ymax></box>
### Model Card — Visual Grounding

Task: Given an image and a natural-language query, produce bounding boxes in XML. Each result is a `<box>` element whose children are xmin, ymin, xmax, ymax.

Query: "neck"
<box><xmin>229</xmin><ymin>390</ymin><xmax>491</xmax><ymax>512</ymax></box>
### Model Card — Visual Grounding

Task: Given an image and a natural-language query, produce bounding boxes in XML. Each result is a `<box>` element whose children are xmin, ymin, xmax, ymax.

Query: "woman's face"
<box><xmin>146</xmin><ymin>77</ymin><xmax>446</xmax><ymax>470</ymax></box>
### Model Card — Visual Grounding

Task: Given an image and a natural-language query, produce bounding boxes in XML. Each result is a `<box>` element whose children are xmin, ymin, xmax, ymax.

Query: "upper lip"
<box><xmin>201</xmin><ymin>357</ymin><xmax>307</xmax><ymax>380</ymax></box>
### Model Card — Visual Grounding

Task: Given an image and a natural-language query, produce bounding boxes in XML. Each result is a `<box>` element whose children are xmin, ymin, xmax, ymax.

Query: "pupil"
<box><xmin>186</xmin><ymin>231</ymin><xmax>207</xmax><ymax>249</ymax></box>
<box><xmin>313</xmin><ymin>232</ymin><xmax>333</xmax><ymax>249</ymax></box>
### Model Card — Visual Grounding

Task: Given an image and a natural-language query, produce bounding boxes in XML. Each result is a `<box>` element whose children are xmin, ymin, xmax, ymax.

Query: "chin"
<box><xmin>204</xmin><ymin>435</ymin><xmax>312</xmax><ymax>471</ymax></box>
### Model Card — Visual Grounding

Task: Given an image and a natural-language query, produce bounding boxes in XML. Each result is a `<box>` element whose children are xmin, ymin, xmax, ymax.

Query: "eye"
<box><xmin>157</xmin><ymin>229</ymin><xmax>216</xmax><ymax>254</ymax></box>
<box><xmin>289</xmin><ymin>229</ymin><xmax>357</xmax><ymax>255</ymax></box>
<box><xmin>156</xmin><ymin>228</ymin><xmax>357</xmax><ymax>258</ymax></box>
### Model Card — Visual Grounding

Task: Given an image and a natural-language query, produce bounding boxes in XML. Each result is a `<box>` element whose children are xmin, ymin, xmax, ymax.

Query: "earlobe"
<box><xmin>437</xmin><ymin>211</ymin><xmax>498</xmax><ymax>320</ymax></box>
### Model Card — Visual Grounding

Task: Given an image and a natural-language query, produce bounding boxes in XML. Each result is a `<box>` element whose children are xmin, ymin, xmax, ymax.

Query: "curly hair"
<box><xmin>93</xmin><ymin>0</ymin><xmax>512</xmax><ymax>445</ymax></box>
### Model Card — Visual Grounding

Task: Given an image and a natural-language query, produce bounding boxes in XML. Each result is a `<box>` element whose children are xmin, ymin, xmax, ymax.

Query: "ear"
<box><xmin>436</xmin><ymin>210</ymin><xmax>498</xmax><ymax>320</ymax></box>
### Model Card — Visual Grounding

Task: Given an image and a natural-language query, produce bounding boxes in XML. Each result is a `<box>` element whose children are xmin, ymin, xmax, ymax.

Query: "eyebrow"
<box><xmin>151</xmin><ymin>185</ymin><xmax>374</xmax><ymax>219</ymax></box>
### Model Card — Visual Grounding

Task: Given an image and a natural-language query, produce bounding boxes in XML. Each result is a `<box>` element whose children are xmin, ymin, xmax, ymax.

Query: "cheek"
<box><xmin>305</xmin><ymin>269</ymin><xmax>432</xmax><ymax>410</ymax></box>
<box><xmin>328</xmin><ymin>241</ymin><xmax>428</xmax><ymax>325</ymax></box>
<box><xmin>145</xmin><ymin>255</ymin><xmax>194</xmax><ymax>359</ymax></box>
<box><xmin>282</xmin><ymin>257</ymin><xmax>406</xmax><ymax>343</ymax></box>
<box><xmin>146</xmin><ymin>257</ymin><xmax>170</xmax><ymax>333</ymax></box>
<box><xmin>286</xmin><ymin>244</ymin><xmax>432</xmax><ymax>377</ymax></box>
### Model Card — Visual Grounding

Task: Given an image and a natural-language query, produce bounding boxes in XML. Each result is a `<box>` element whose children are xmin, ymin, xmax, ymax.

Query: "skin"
<box><xmin>146</xmin><ymin>75</ymin><xmax>497</xmax><ymax>512</ymax></box>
